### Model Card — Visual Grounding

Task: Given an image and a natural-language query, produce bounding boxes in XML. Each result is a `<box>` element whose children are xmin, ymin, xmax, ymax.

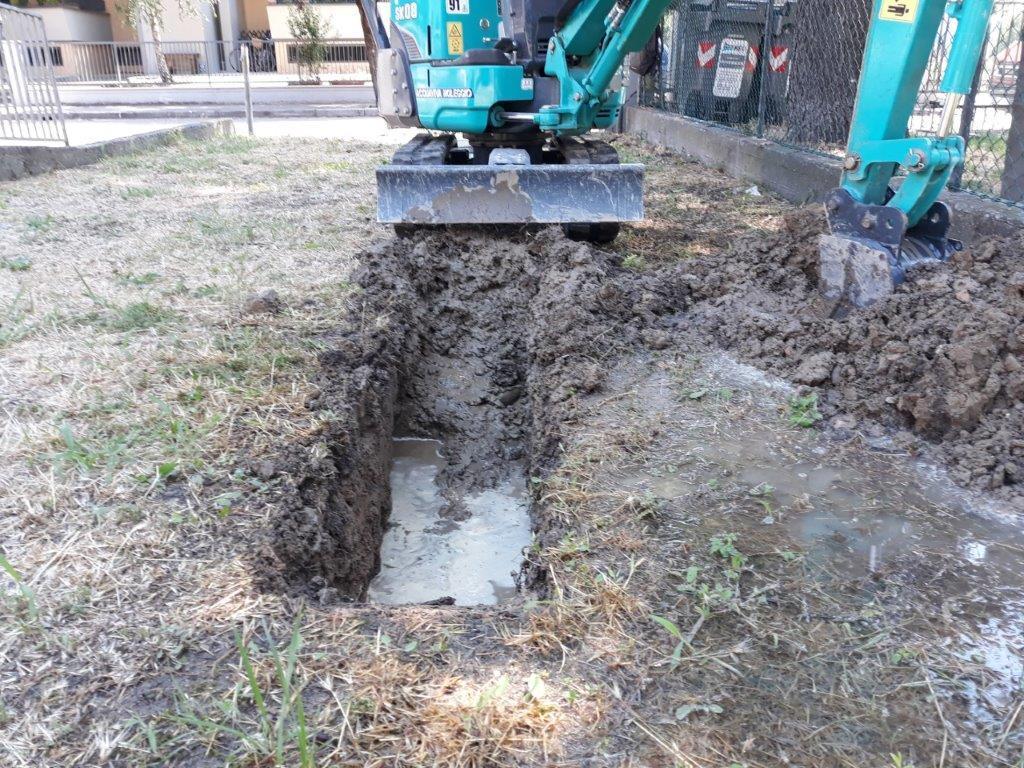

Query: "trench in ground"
<box><xmin>269</xmin><ymin>234</ymin><xmax>547</xmax><ymax>605</ymax></box>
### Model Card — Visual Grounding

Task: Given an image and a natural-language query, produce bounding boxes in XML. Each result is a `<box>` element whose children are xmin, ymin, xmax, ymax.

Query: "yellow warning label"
<box><xmin>880</xmin><ymin>0</ymin><xmax>919</xmax><ymax>23</ymax></box>
<box><xmin>447</xmin><ymin>21</ymin><xmax>464</xmax><ymax>55</ymax></box>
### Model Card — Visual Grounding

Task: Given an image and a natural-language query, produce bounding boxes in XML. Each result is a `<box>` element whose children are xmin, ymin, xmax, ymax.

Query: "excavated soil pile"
<box><xmin>677</xmin><ymin>208</ymin><xmax>1024</xmax><ymax>504</ymax></box>
<box><xmin>261</xmin><ymin>228</ymin><xmax>679</xmax><ymax>599</ymax></box>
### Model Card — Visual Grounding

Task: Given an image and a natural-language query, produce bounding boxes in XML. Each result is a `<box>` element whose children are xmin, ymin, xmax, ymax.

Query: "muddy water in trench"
<box><xmin>367</xmin><ymin>439</ymin><xmax>532</xmax><ymax>606</ymax></box>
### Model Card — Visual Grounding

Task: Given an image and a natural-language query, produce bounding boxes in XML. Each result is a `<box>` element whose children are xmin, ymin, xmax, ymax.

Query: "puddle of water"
<box><xmin>646</xmin><ymin>423</ymin><xmax>1024</xmax><ymax>585</ymax></box>
<box><xmin>605</xmin><ymin>364</ymin><xmax>1024</xmax><ymax>725</ymax></box>
<box><xmin>368</xmin><ymin>439</ymin><xmax>532</xmax><ymax>606</ymax></box>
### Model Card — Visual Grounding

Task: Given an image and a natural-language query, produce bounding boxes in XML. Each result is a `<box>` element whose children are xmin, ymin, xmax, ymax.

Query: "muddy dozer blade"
<box><xmin>377</xmin><ymin>164</ymin><xmax>645</xmax><ymax>224</ymax></box>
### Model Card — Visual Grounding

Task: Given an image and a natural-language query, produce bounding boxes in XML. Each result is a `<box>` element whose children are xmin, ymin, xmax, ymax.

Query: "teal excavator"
<box><xmin>362</xmin><ymin>0</ymin><xmax>995</xmax><ymax>305</ymax></box>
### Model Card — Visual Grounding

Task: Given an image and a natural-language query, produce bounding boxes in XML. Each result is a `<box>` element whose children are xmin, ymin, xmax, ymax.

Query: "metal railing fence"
<box><xmin>46</xmin><ymin>38</ymin><xmax>370</xmax><ymax>85</ymax></box>
<box><xmin>0</xmin><ymin>1</ymin><xmax>68</xmax><ymax>145</ymax></box>
<box><xmin>641</xmin><ymin>0</ymin><xmax>1024</xmax><ymax>207</ymax></box>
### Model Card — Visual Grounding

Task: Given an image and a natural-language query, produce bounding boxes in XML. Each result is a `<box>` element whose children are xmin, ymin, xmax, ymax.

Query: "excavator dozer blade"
<box><xmin>377</xmin><ymin>164</ymin><xmax>645</xmax><ymax>225</ymax></box>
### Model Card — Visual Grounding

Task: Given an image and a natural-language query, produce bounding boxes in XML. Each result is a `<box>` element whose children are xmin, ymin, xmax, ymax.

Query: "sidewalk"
<box><xmin>58</xmin><ymin>83</ymin><xmax>376</xmax><ymax>107</ymax></box>
<box><xmin>0</xmin><ymin>119</ymin><xmax>231</xmax><ymax>181</ymax></box>
<box><xmin>61</xmin><ymin>104</ymin><xmax>380</xmax><ymax>120</ymax></box>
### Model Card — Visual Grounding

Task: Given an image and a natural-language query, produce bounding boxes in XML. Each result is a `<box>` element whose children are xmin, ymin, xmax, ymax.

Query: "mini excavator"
<box><xmin>362</xmin><ymin>0</ymin><xmax>995</xmax><ymax>305</ymax></box>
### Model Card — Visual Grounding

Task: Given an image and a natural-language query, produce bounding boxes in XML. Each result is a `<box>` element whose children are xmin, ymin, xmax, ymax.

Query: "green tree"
<box><xmin>116</xmin><ymin>0</ymin><xmax>195</xmax><ymax>85</ymax></box>
<box><xmin>288</xmin><ymin>1</ymin><xmax>330</xmax><ymax>84</ymax></box>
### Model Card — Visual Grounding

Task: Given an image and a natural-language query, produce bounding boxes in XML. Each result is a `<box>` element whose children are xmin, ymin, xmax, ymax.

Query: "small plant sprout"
<box><xmin>709</xmin><ymin>533</ymin><xmax>747</xmax><ymax>572</ymax></box>
<box><xmin>1</xmin><ymin>256</ymin><xmax>31</xmax><ymax>271</ymax></box>
<box><xmin>650</xmin><ymin>614</ymin><xmax>686</xmax><ymax>670</ymax></box>
<box><xmin>524</xmin><ymin>673</ymin><xmax>546</xmax><ymax>702</ymax></box>
<box><xmin>788</xmin><ymin>392</ymin><xmax>823</xmax><ymax>428</ymax></box>
<box><xmin>0</xmin><ymin>552</ymin><xmax>38</xmax><ymax>621</ymax></box>
<box><xmin>747</xmin><ymin>483</ymin><xmax>777</xmax><ymax>520</ymax></box>
<box><xmin>621</xmin><ymin>253</ymin><xmax>646</xmax><ymax>271</ymax></box>
<box><xmin>625</xmin><ymin>491</ymin><xmax>663</xmax><ymax>521</ymax></box>
<box><xmin>476</xmin><ymin>675</ymin><xmax>511</xmax><ymax>709</ymax></box>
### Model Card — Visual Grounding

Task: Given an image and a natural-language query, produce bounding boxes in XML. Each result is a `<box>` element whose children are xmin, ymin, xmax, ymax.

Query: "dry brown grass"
<box><xmin>1</xmin><ymin>127</ymin><xmax>1020</xmax><ymax>768</ymax></box>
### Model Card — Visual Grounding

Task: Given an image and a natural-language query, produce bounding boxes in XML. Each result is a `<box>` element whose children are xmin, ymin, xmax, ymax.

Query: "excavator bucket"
<box><xmin>376</xmin><ymin>163</ymin><xmax>645</xmax><ymax>225</ymax></box>
<box><xmin>819</xmin><ymin>188</ymin><xmax>956</xmax><ymax>310</ymax></box>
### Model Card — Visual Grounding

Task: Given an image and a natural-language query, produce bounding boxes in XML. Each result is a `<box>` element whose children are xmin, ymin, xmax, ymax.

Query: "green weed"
<box><xmin>120</xmin><ymin>187</ymin><xmax>156</xmax><ymax>200</ymax></box>
<box><xmin>25</xmin><ymin>214</ymin><xmax>54</xmax><ymax>232</ymax></box>
<box><xmin>621</xmin><ymin>253</ymin><xmax>646</xmax><ymax>271</ymax></box>
<box><xmin>650</xmin><ymin>615</ymin><xmax>687</xmax><ymax>670</ymax></box>
<box><xmin>709</xmin><ymin>533</ymin><xmax>747</xmax><ymax>571</ymax></box>
<box><xmin>102</xmin><ymin>302</ymin><xmax>176</xmax><ymax>332</ymax></box>
<box><xmin>116</xmin><ymin>271</ymin><xmax>161</xmax><ymax>287</ymax></box>
<box><xmin>788</xmin><ymin>393</ymin><xmax>823</xmax><ymax>428</ymax></box>
<box><xmin>1</xmin><ymin>256</ymin><xmax>31</xmax><ymax>271</ymax></box>
<box><xmin>170</xmin><ymin>616</ymin><xmax>316</xmax><ymax>767</ymax></box>
<box><xmin>625</xmin><ymin>491</ymin><xmax>663</xmax><ymax>521</ymax></box>
<box><xmin>0</xmin><ymin>290</ymin><xmax>30</xmax><ymax>348</ymax></box>
<box><xmin>0</xmin><ymin>552</ymin><xmax>38</xmax><ymax>621</ymax></box>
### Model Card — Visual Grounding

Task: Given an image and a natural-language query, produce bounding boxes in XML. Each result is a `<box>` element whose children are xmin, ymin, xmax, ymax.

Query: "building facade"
<box><xmin>7</xmin><ymin>0</ymin><xmax>378</xmax><ymax>80</ymax></box>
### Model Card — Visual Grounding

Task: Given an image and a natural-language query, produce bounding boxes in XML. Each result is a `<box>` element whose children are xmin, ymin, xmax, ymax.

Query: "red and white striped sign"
<box><xmin>745</xmin><ymin>46</ymin><xmax>760</xmax><ymax>73</ymax></box>
<box><xmin>696</xmin><ymin>41</ymin><xmax>716</xmax><ymax>69</ymax></box>
<box><xmin>769</xmin><ymin>46</ymin><xmax>789</xmax><ymax>72</ymax></box>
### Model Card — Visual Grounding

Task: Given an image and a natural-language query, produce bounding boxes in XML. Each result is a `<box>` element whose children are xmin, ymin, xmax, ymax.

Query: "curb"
<box><xmin>0</xmin><ymin>119</ymin><xmax>234</xmax><ymax>182</ymax></box>
<box><xmin>623</xmin><ymin>106</ymin><xmax>1024</xmax><ymax>243</ymax></box>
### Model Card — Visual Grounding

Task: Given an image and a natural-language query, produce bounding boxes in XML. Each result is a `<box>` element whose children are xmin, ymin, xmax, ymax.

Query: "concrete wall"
<box><xmin>242</xmin><ymin>0</ymin><xmax>270</xmax><ymax>31</ymax></box>
<box><xmin>623</xmin><ymin>106</ymin><xmax>1024</xmax><ymax>243</ymax></box>
<box><xmin>153</xmin><ymin>3</ymin><xmax>208</xmax><ymax>41</ymax></box>
<box><xmin>266</xmin><ymin>3</ymin><xmax>365</xmax><ymax>39</ymax></box>
<box><xmin>35</xmin><ymin>7</ymin><xmax>112</xmax><ymax>40</ymax></box>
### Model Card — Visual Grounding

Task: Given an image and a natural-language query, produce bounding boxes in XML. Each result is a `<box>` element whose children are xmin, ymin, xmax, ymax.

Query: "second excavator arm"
<box><xmin>821</xmin><ymin>0</ymin><xmax>996</xmax><ymax>308</ymax></box>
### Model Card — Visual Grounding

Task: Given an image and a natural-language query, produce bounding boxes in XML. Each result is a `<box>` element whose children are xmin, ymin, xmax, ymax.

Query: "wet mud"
<box><xmin>253</xmin><ymin>221</ymin><xmax>1024</xmax><ymax>764</ymax></box>
<box><xmin>260</xmin><ymin>228</ymin><xmax>675</xmax><ymax>599</ymax></box>
<box><xmin>675</xmin><ymin>208</ymin><xmax>1024</xmax><ymax>507</ymax></box>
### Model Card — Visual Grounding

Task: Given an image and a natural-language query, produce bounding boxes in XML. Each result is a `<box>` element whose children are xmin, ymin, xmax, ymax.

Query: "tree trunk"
<box><xmin>785</xmin><ymin>0</ymin><xmax>872</xmax><ymax>146</ymax></box>
<box><xmin>355</xmin><ymin>0</ymin><xmax>380</xmax><ymax>96</ymax></box>
<box><xmin>149</xmin><ymin>18</ymin><xmax>173</xmax><ymax>85</ymax></box>
<box><xmin>1002</xmin><ymin>31</ymin><xmax>1024</xmax><ymax>201</ymax></box>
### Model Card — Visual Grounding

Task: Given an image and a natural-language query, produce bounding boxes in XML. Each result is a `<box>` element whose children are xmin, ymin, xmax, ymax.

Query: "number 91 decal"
<box><xmin>447</xmin><ymin>0</ymin><xmax>469</xmax><ymax>14</ymax></box>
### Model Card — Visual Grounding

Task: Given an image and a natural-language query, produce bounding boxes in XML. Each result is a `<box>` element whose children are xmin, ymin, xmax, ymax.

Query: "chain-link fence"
<box><xmin>641</xmin><ymin>0</ymin><xmax>1024</xmax><ymax>206</ymax></box>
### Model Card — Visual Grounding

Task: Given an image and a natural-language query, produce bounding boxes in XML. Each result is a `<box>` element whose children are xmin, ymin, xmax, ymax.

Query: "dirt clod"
<box><xmin>678</xmin><ymin>208</ymin><xmax>1024</xmax><ymax>506</ymax></box>
<box><xmin>243</xmin><ymin>288</ymin><xmax>282</xmax><ymax>314</ymax></box>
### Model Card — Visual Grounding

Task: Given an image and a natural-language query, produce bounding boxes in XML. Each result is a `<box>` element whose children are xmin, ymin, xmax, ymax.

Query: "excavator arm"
<box><xmin>821</xmin><ymin>0</ymin><xmax>996</xmax><ymax>308</ymax></box>
<box><xmin>536</xmin><ymin>0</ymin><xmax>674</xmax><ymax>134</ymax></box>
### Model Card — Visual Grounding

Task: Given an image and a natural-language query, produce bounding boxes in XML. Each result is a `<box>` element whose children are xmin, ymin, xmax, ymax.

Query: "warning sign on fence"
<box><xmin>713</xmin><ymin>37</ymin><xmax>750</xmax><ymax>99</ymax></box>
